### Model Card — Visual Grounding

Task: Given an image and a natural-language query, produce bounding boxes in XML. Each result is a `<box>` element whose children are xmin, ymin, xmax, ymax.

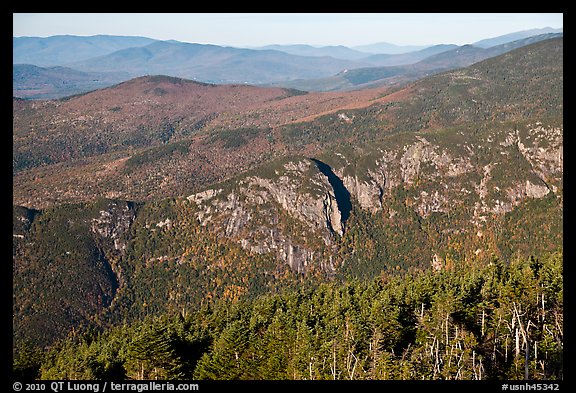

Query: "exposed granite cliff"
<box><xmin>186</xmin><ymin>121</ymin><xmax>562</xmax><ymax>273</ymax></box>
<box><xmin>187</xmin><ymin>159</ymin><xmax>343</xmax><ymax>273</ymax></box>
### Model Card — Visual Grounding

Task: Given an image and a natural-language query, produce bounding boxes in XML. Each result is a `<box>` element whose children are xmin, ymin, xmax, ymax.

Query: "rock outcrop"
<box><xmin>91</xmin><ymin>200</ymin><xmax>136</xmax><ymax>252</ymax></box>
<box><xmin>187</xmin><ymin>159</ymin><xmax>344</xmax><ymax>273</ymax></box>
<box><xmin>326</xmin><ymin>124</ymin><xmax>561</xmax><ymax>224</ymax></box>
<box><xmin>185</xmin><ymin>121</ymin><xmax>562</xmax><ymax>273</ymax></box>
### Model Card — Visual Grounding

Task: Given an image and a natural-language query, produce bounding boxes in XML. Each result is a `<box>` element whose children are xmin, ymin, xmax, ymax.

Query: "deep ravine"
<box><xmin>310</xmin><ymin>158</ymin><xmax>352</xmax><ymax>227</ymax></box>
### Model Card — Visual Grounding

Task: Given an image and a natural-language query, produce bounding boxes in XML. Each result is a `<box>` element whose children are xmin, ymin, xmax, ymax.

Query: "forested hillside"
<box><xmin>16</xmin><ymin>252</ymin><xmax>562</xmax><ymax>380</ymax></box>
<box><xmin>13</xmin><ymin>37</ymin><xmax>563</xmax><ymax>380</ymax></box>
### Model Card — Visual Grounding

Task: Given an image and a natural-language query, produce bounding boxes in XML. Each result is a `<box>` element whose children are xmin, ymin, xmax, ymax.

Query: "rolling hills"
<box><xmin>13</xmin><ymin>36</ymin><xmax>563</xmax><ymax>362</ymax></box>
<box><xmin>13</xmin><ymin>75</ymin><xmax>400</xmax><ymax>208</ymax></box>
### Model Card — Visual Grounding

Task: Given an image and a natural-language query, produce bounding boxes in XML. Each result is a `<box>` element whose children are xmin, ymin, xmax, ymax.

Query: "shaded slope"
<box><xmin>311</xmin><ymin>158</ymin><xmax>352</xmax><ymax>226</ymax></box>
<box><xmin>13</xmin><ymin>200</ymin><xmax>133</xmax><ymax>347</ymax></box>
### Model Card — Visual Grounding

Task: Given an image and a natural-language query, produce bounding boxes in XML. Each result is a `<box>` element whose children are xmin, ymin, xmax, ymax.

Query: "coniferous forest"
<box><xmin>15</xmin><ymin>252</ymin><xmax>562</xmax><ymax>380</ymax></box>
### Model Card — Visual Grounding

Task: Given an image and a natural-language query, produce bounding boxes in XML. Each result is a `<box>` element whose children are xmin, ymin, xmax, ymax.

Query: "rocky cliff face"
<box><xmin>187</xmin><ymin>159</ymin><xmax>343</xmax><ymax>273</ymax></box>
<box><xmin>89</xmin><ymin>200</ymin><xmax>136</xmax><ymax>289</ymax></box>
<box><xmin>332</xmin><ymin>122</ymin><xmax>561</xmax><ymax>221</ymax></box>
<box><xmin>91</xmin><ymin>200</ymin><xmax>136</xmax><ymax>252</ymax></box>
<box><xmin>186</xmin><ymin>120</ymin><xmax>562</xmax><ymax>272</ymax></box>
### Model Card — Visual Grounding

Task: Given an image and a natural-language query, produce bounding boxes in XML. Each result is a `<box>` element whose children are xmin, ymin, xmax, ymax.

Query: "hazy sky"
<box><xmin>13</xmin><ymin>13</ymin><xmax>563</xmax><ymax>47</ymax></box>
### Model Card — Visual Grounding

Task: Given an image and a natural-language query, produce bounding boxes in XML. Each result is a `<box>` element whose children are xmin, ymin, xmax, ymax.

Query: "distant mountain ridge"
<box><xmin>273</xmin><ymin>33</ymin><xmax>563</xmax><ymax>92</ymax></box>
<box><xmin>360</xmin><ymin>44</ymin><xmax>459</xmax><ymax>66</ymax></box>
<box><xmin>352</xmin><ymin>41</ymin><xmax>429</xmax><ymax>54</ymax></box>
<box><xmin>13</xmin><ymin>29</ymin><xmax>563</xmax><ymax>99</ymax></box>
<box><xmin>65</xmin><ymin>40</ymin><xmax>366</xmax><ymax>84</ymax></box>
<box><xmin>252</xmin><ymin>44</ymin><xmax>370</xmax><ymax>60</ymax></box>
<box><xmin>472</xmin><ymin>27</ymin><xmax>562</xmax><ymax>48</ymax></box>
<box><xmin>13</xmin><ymin>35</ymin><xmax>159</xmax><ymax>66</ymax></box>
<box><xmin>255</xmin><ymin>43</ymin><xmax>460</xmax><ymax>67</ymax></box>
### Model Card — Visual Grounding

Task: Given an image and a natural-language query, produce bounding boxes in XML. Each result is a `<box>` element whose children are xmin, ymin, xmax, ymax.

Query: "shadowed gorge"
<box><xmin>310</xmin><ymin>158</ymin><xmax>352</xmax><ymax>228</ymax></box>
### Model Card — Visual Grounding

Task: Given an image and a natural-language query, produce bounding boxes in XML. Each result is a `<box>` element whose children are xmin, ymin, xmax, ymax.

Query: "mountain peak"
<box><xmin>127</xmin><ymin>75</ymin><xmax>214</xmax><ymax>87</ymax></box>
<box><xmin>104</xmin><ymin>75</ymin><xmax>217</xmax><ymax>97</ymax></box>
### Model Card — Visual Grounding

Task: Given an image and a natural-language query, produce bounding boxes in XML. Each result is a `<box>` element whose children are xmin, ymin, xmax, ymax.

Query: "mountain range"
<box><xmin>13</xmin><ymin>37</ymin><xmax>563</xmax><ymax>349</ymax></box>
<box><xmin>272</xmin><ymin>32</ymin><xmax>563</xmax><ymax>91</ymax></box>
<box><xmin>13</xmin><ymin>27</ymin><xmax>562</xmax><ymax>98</ymax></box>
<box><xmin>65</xmin><ymin>40</ymin><xmax>362</xmax><ymax>84</ymax></box>
<box><xmin>12</xmin><ymin>28</ymin><xmax>563</xmax><ymax>380</ymax></box>
<box><xmin>13</xmin><ymin>34</ymin><xmax>158</xmax><ymax>66</ymax></box>
<box><xmin>251</xmin><ymin>44</ymin><xmax>371</xmax><ymax>60</ymax></box>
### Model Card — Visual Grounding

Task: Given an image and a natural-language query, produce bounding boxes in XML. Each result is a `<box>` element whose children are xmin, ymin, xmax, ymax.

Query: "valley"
<box><xmin>12</xmin><ymin>25</ymin><xmax>563</xmax><ymax>381</ymax></box>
